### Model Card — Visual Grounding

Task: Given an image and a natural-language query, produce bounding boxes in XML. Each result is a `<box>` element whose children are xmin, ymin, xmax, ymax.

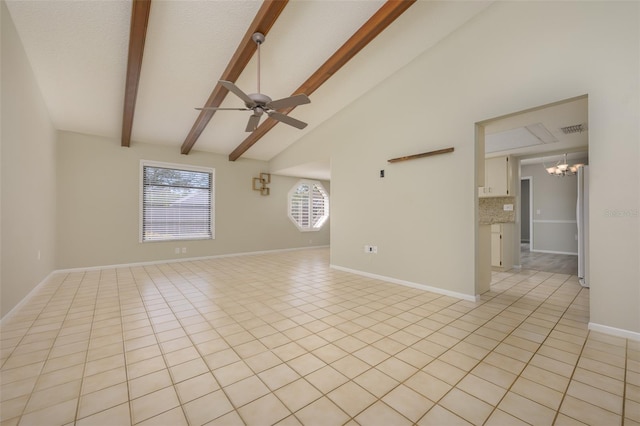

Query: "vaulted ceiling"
<box><xmin>5</xmin><ymin>0</ymin><xmax>494</xmax><ymax>170</ymax></box>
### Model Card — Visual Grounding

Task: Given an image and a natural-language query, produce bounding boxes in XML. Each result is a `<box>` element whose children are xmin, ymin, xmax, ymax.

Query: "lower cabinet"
<box><xmin>491</xmin><ymin>223</ymin><xmax>513</xmax><ymax>270</ymax></box>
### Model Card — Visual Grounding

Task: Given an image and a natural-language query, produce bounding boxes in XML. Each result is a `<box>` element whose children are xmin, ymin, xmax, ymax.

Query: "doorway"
<box><xmin>476</xmin><ymin>95</ymin><xmax>588</xmax><ymax>277</ymax></box>
<box><xmin>520</xmin><ymin>177</ymin><xmax>532</xmax><ymax>245</ymax></box>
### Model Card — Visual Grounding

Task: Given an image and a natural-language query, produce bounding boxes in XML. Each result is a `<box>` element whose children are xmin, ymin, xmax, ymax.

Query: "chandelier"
<box><xmin>545</xmin><ymin>153</ymin><xmax>584</xmax><ymax>177</ymax></box>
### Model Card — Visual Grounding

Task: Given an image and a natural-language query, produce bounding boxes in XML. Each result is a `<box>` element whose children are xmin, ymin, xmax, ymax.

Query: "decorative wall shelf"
<box><xmin>388</xmin><ymin>147</ymin><xmax>454</xmax><ymax>163</ymax></box>
<box><xmin>253</xmin><ymin>173</ymin><xmax>271</xmax><ymax>196</ymax></box>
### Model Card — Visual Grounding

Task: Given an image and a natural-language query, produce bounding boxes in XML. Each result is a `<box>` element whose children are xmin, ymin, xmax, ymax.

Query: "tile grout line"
<box><xmin>622</xmin><ymin>338</ymin><xmax>628</xmax><ymax>425</ymax></box>
<box><xmin>427</xmin><ymin>272</ymin><xmax>581</xmax><ymax>425</ymax></box>
<box><xmin>175</xmin><ymin>257</ymin><xmax>392</xmax><ymax>424</ymax></box>
<box><xmin>0</xmin><ymin>274</ymin><xmax>67</xmax><ymax>371</ymax></box>
<box><xmin>115</xmin><ymin>267</ymin><xmax>135</xmax><ymax>426</ymax></box>
<box><xmin>159</xmin><ymin>261</ymin><xmax>252</xmax><ymax>424</ymax></box>
<box><xmin>135</xmin><ymin>264</ymin><xmax>195</xmax><ymax>424</ymax></box>
<box><xmin>72</xmin><ymin>269</ymin><xmax>104</xmax><ymax>423</ymax></box>
<box><xmin>504</xmin><ymin>280</ymin><xmax>588</xmax><ymax>426</ymax></box>
<box><xmin>15</xmin><ymin>271</ymin><xmax>83</xmax><ymax>424</ymax></box>
<box><xmin>175</xmin><ymin>256</ymin><xmax>356</xmax><ymax>421</ymax></box>
<box><xmin>269</xmin><ymin>269</ymin><xmax>562</xmax><ymax>424</ymax></box>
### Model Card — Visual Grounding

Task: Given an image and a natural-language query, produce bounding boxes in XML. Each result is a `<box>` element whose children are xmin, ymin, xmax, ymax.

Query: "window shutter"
<box><xmin>287</xmin><ymin>180</ymin><xmax>328</xmax><ymax>231</ymax></box>
<box><xmin>311</xmin><ymin>184</ymin><xmax>328</xmax><ymax>228</ymax></box>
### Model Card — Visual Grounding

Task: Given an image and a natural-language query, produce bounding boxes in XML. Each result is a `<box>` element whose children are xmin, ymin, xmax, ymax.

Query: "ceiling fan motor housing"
<box><xmin>248</xmin><ymin>93</ymin><xmax>272</xmax><ymax>108</ymax></box>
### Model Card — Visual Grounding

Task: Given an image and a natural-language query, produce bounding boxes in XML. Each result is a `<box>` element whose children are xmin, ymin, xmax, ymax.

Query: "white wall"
<box><xmin>522</xmin><ymin>159</ymin><xmax>588</xmax><ymax>255</ymax></box>
<box><xmin>288</xmin><ymin>1</ymin><xmax>639</xmax><ymax>333</ymax></box>
<box><xmin>56</xmin><ymin>131</ymin><xmax>329</xmax><ymax>269</ymax></box>
<box><xmin>1</xmin><ymin>1</ymin><xmax>57</xmax><ymax>317</ymax></box>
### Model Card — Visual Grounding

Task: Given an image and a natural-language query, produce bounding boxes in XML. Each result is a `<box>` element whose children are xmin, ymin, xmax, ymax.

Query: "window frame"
<box><xmin>287</xmin><ymin>179</ymin><xmax>329</xmax><ymax>232</ymax></box>
<box><xmin>139</xmin><ymin>160</ymin><xmax>215</xmax><ymax>243</ymax></box>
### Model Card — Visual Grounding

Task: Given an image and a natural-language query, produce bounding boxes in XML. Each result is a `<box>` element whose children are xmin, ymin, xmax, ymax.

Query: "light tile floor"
<box><xmin>1</xmin><ymin>248</ymin><xmax>638</xmax><ymax>425</ymax></box>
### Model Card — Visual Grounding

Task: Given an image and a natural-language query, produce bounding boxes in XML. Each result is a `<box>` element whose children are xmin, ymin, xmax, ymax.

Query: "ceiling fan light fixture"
<box><xmin>544</xmin><ymin>153</ymin><xmax>584</xmax><ymax>177</ymax></box>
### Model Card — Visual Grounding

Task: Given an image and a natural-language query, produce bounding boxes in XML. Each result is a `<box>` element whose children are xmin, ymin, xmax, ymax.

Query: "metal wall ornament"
<box><xmin>253</xmin><ymin>173</ymin><xmax>271</xmax><ymax>196</ymax></box>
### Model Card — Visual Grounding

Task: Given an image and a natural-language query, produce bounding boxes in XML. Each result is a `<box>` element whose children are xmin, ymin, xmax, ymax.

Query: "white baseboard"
<box><xmin>55</xmin><ymin>245</ymin><xmax>330</xmax><ymax>274</ymax></box>
<box><xmin>588</xmin><ymin>322</ymin><xmax>640</xmax><ymax>341</ymax></box>
<box><xmin>1</xmin><ymin>270</ymin><xmax>56</xmax><ymax>325</ymax></box>
<box><xmin>329</xmin><ymin>264</ymin><xmax>479</xmax><ymax>302</ymax></box>
<box><xmin>530</xmin><ymin>249</ymin><xmax>578</xmax><ymax>256</ymax></box>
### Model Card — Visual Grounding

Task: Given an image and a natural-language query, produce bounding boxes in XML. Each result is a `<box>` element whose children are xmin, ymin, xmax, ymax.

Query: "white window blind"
<box><xmin>141</xmin><ymin>163</ymin><xmax>214</xmax><ymax>242</ymax></box>
<box><xmin>288</xmin><ymin>180</ymin><xmax>328</xmax><ymax>231</ymax></box>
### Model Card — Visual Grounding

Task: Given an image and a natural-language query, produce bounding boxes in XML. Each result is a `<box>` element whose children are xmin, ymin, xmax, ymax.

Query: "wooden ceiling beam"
<box><xmin>122</xmin><ymin>0</ymin><xmax>152</xmax><ymax>147</ymax></box>
<box><xmin>180</xmin><ymin>0</ymin><xmax>289</xmax><ymax>155</ymax></box>
<box><xmin>228</xmin><ymin>0</ymin><xmax>416</xmax><ymax>161</ymax></box>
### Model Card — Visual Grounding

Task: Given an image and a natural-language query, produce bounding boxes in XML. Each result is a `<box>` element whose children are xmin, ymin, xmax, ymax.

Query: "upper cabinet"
<box><xmin>479</xmin><ymin>156</ymin><xmax>511</xmax><ymax>197</ymax></box>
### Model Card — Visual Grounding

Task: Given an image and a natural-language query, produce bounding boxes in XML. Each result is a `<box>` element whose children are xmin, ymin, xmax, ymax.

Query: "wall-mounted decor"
<box><xmin>388</xmin><ymin>147</ymin><xmax>454</xmax><ymax>163</ymax></box>
<box><xmin>253</xmin><ymin>173</ymin><xmax>271</xmax><ymax>196</ymax></box>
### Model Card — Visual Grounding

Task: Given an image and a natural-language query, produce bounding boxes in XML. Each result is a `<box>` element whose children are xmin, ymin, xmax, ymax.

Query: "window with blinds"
<box><xmin>141</xmin><ymin>162</ymin><xmax>214</xmax><ymax>242</ymax></box>
<box><xmin>288</xmin><ymin>180</ymin><xmax>329</xmax><ymax>232</ymax></box>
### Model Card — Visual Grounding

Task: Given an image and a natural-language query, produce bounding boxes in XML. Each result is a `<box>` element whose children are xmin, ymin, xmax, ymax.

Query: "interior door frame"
<box><xmin>520</xmin><ymin>176</ymin><xmax>533</xmax><ymax>250</ymax></box>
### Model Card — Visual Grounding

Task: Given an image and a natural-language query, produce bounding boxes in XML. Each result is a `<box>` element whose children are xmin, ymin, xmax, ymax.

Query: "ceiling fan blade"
<box><xmin>196</xmin><ymin>107</ymin><xmax>249</xmax><ymax>111</ymax></box>
<box><xmin>267</xmin><ymin>111</ymin><xmax>308</xmax><ymax>130</ymax></box>
<box><xmin>219</xmin><ymin>80</ymin><xmax>255</xmax><ymax>107</ymax></box>
<box><xmin>267</xmin><ymin>94</ymin><xmax>311</xmax><ymax>110</ymax></box>
<box><xmin>245</xmin><ymin>114</ymin><xmax>261</xmax><ymax>132</ymax></box>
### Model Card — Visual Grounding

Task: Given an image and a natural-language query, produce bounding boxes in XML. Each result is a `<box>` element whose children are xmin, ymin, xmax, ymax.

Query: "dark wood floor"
<box><xmin>520</xmin><ymin>243</ymin><xmax>578</xmax><ymax>275</ymax></box>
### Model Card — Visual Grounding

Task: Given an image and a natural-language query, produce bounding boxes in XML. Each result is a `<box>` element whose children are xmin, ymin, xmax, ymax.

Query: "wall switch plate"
<box><xmin>181</xmin><ymin>248</ymin><xmax>187</xmax><ymax>254</ymax></box>
<box><xmin>536</xmin><ymin>209</ymin><xmax>541</xmax><ymax>215</ymax></box>
<box><xmin>503</xmin><ymin>204</ymin><xmax>514</xmax><ymax>211</ymax></box>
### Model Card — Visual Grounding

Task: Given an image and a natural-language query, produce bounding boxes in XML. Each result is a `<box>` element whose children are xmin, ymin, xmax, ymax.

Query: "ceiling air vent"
<box><xmin>560</xmin><ymin>123</ymin><xmax>587</xmax><ymax>134</ymax></box>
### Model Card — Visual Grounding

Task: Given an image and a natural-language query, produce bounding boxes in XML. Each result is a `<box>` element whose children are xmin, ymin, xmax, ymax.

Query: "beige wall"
<box><xmin>56</xmin><ymin>131</ymin><xmax>329</xmax><ymax>270</ymax></box>
<box><xmin>288</xmin><ymin>2</ymin><xmax>638</xmax><ymax>332</ymax></box>
<box><xmin>1</xmin><ymin>1</ymin><xmax>57</xmax><ymax>317</ymax></box>
<box><xmin>522</xmin><ymin>158</ymin><xmax>588</xmax><ymax>255</ymax></box>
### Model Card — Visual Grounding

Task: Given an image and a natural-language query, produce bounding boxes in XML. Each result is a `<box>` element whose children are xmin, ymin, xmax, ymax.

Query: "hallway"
<box><xmin>520</xmin><ymin>244</ymin><xmax>578</xmax><ymax>275</ymax></box>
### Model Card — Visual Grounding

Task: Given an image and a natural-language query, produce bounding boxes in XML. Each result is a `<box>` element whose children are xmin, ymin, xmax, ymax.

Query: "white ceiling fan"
<box><xmin>197</xmin><ymin>32</ymin><xmax>311</xmax><ymax>132</ymax></box>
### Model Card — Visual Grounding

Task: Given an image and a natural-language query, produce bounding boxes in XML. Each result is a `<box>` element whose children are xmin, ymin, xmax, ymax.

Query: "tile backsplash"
<box><xmin>479</xmin><ymin>196</ymin><xmax>516</xmax><ymax>224</ymax></box>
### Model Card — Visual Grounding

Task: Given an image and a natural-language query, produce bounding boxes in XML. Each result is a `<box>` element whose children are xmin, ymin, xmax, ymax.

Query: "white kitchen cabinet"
<box><xmin>479</xmin><ymin>156</ymin><xmax>511</xmax><ymax>197</ymax></box>
<box><xmin>491</xmin><ymin>223</ymin><xmax>513</xmax><ymax>269</ymax></box>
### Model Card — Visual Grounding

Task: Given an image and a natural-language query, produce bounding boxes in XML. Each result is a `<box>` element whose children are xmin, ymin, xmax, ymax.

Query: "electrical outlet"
<box><xmin>174</xmin><ymin>248</ymin><xmax>180</xmax><ymax>254</ymax></box>
<box><xmin>181</xmin><ymin>248</ymin><xmax>187</xmax><ymax>254</ymax></box>
<box><xmin>503</xmin><ymin>204</ymin><xmax>514</xmax><ymax>211</ymax></box>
